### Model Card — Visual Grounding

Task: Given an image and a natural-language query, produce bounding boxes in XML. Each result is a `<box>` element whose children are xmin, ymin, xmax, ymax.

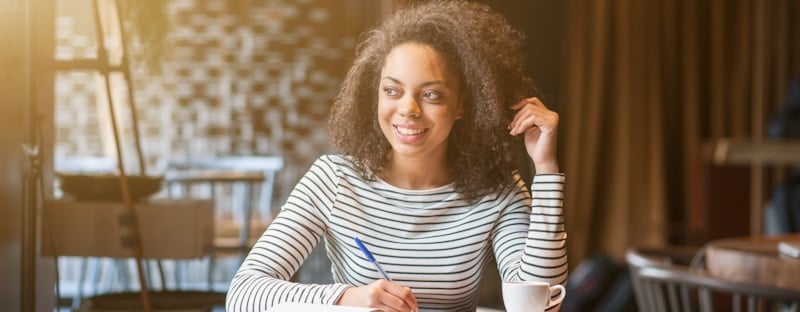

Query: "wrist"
<box><xmin>336</xmin><ymin>286</ymin><xmax>353</xmax><ymax>305</ymax></box>
<box><xmin>534</xmin><ymin>162</ymin><xmax>559</xmax><ymax>174</ymax></box>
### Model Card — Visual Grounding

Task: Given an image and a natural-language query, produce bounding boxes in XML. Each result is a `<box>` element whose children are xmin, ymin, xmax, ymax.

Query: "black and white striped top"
<box><xmin>226</xmin><ymin>155</ymin><xmax>567</xmax><ymax>311</ymax></box>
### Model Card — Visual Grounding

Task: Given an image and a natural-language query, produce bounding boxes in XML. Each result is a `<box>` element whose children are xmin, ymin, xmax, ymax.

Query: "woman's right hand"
<box><xmin>336</xmin><ymin>280</ymin><xmax>418</xmax><ymax>312</ymax></box>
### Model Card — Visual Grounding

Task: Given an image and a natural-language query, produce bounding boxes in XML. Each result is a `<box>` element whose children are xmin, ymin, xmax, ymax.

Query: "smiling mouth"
<box><xmin>394</xmin><ymin>126</ymin><xmax>427</xmax><ymax>136</ymax></box>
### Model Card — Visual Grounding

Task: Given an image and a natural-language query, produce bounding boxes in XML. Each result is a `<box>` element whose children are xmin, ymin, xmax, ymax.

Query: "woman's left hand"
<box><xmin>509</xmin><ymin>97</ymin><xmax>559</xmax><ymax>174</ymax></box>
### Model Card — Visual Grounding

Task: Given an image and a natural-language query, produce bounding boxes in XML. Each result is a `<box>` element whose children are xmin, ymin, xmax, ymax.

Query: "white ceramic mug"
<box><xmin>502</xmin><ymin>281</ymin><xmax>566</xmax><ymax>312</ymax></box>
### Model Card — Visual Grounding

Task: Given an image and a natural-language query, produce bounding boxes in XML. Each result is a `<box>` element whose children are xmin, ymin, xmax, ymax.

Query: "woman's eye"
<box><xmin>422</xmin><ymin>90</ymin><xmax>441</xmax><ymax>101</ymax></box>
<box><xmin>383</xmin><ymin>87</ymin><xmax>400</xmax><ymax>97</ymax></box>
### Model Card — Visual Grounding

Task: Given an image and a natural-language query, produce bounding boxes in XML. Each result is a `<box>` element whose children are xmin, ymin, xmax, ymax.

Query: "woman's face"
<box><xmin>377</xmin><ymin>42</ymin><xmax>462</xmax><ymax>162</ymax></box>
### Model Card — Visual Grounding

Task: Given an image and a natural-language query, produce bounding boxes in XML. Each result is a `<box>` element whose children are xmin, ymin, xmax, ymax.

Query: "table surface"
<box><xmin>705</xmin><ymin>234</ymin><xmax>800</xmax><ymax>290</ymax></box>
<box><xmin>269</xmin><ymin>303</ymin><xmax>504</xmax><ymax>312</ymax></box>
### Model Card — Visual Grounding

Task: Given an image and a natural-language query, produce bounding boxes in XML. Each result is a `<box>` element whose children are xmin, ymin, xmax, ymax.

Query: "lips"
<box><xmin>393</xmin><ymin>125</ymin><xmax>428</xmax><ymax>143</ymax></box>
<box><xmin>395</xmin><ymin>126</ymin><xmax>426</xmax><ymax>136</ymax></box>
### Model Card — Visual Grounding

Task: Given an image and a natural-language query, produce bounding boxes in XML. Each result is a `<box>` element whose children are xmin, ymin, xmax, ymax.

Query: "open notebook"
<box><xmin>269</xmin><ymin>303</ymin><xmax>379</xmax><ymax>312</ymax></box>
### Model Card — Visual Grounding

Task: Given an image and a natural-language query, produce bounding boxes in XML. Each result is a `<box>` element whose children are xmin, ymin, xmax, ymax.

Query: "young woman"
<box><xmin>226</xmin><ymin>1</ymin><xmax>567</xmax><ymax>311</ymax></box>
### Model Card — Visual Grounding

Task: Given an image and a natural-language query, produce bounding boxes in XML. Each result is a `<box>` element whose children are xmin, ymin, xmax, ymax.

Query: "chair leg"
<box><xmin>72</xmin><ymin>257</ymin><xmax>89</xmax><ymax>310</ymax></box>
<box><xmin>666</xmin><ymin>283</ymin><xmax>680</xmax><ymax>312</ymax></box>
<box><xmin>699</xmin><ymin>288</ymin><xmax>713</xmax><ymax>312</ymax></box>
<box><xmin>155</xmin><ymin>260</ymin><xmax>166</xmax><ymax>291</ymax></box>
<box><xmin>141</xmin><ymin>259</ymin><xmax>151</xmax><ymax>290</ymax></box>
<box><xmin>175</xmin><ymin>260</ymin><xmax>184</xmax><ymax>290</ymax></box>
<box><xmin>732</xmin><ymin>293</ymin><xmax>741</xmax><ymax>312</ymax></box>
<box><xmin>91</xmin><ymin>258</ymin><xmax>103</xmax><ymax>295</ymax></box>
<box><xmin>642</xmin><ymin>280</ymin><xmax>658</xmax><ymax>312</ymax></box>
<box><xmin>207</xmin><ymin>255</ymin><xmax>214</xmax><ymax>291</ymax></box>
<box><xmin>114</xmin><ymin>259</ymin><xmax>126</xmax><ymax>291</ymax></box>
<box><xmin>679</xmin><ymin>286</ymin><xmax>693</xmax><ymax>312</ymax></box>
<box><xmin>745</xmin><ymin>296</ymin><xmax>755</xmax><ymax>312</ymax></box>
<box><xmin>240</xmin><ymin>183</ymin><xmax>253</xmax><ymax>252</ymax></box>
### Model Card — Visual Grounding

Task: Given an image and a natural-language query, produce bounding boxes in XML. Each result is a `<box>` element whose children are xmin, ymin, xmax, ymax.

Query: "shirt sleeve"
<box><xmin>491</xmin><ymin>173</ymin><xmax>568</xmax><ymax>311</ymax></box>
<box><xmin>226</xmin><ymin>156</ymin><xmax>351</xmax><ymax>312</ymax></box>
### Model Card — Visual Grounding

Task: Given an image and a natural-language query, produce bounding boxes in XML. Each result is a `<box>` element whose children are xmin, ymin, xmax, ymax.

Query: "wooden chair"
<box><xmin>162</xmin><ymin>156</ymin><xmax>283</xmax><ymax>291</ymax></box>
<box><xmin>43</xmin><ymin>198</ymin><xmax>223</xmax><ymax>311</ymax></box>
<box><xmin>626</xmin><ymin>246</ymin><xmax>800</xmax><ymax>312</ymax></box>
<box><xmin>52</xmin><ymin>156</ymin><xmax>129</xmax><ymax>308</ymax></box>
<box><xmin>48</xmin><ymin>156</ymin><xmax>281</xmax><ymax>310</ymax></box>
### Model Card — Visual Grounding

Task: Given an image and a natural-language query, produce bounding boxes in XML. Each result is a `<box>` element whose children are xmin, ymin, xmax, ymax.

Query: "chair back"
<box><xmin>164</xmin><ymin>156</ymin><xmax>283</xmax><ymax>253</ymax></box>
<box><xmin>626</xmin><ymin>247</ymin><xmax>800</xmax><ymax>312</ymax></box>
<box><xmin>161</xmin><ymin>156</ymin><xmax>283</xmax><ymax>291</ymax></box>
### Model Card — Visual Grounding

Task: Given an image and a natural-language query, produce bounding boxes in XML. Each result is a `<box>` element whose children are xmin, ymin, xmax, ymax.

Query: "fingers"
<box><xmin>381</xmin><ymin>282</ymin><xmax>417</xmax><ymax>311</ymax></box>
<box><xmin>512</xmin><ymin>115</ymin><xmax>540</xmax><ymax>136</ymax></box>
<box><xmin>357</xmin><ymin>280</ymin><xmax>416</xmax><ymax>312</ymax></box>
<box><xmin>338</xmin><ymin>281</ymin><xmax>418</xmax><ymax>312</ymax></box>
<box><xmin>509</xmin><ymin>97</ymin><xmax>540</xmax><ymax>133</ymax></box>
<box><xmin>376</xmin><ymin>280</ymin><xmax>417</xmax><ymax>312</ymax></box>
<box><xmin>509</xmin><ymin>97</ymin><xmax>558</xmax><ymax>136</ymax></box>
<box><xmin>510</xmin><ymin>96</ymin><xmax>543</xmax><ymax>110</ymax></box>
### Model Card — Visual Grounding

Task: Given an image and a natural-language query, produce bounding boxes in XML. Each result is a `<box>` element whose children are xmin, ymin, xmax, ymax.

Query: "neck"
<box><xmin>379</xmin><ymin>153</ymin><xmax>453</xmax><ymax>190</ymax></box>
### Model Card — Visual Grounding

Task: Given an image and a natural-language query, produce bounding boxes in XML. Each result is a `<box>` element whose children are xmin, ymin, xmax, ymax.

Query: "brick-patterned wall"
<box><xmin>54</xmin><ymin>0</ymin><xmax>379</xmax><ymax>283</ymax></box>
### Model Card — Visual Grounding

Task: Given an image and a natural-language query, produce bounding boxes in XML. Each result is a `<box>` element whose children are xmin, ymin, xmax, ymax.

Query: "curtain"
<box><xmin>561</xmin><ymin>0</ymin><xmax>800</xmax><ymax>265</ymax></box>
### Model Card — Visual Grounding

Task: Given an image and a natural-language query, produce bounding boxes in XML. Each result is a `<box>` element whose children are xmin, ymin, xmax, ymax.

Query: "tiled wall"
<box><xmin>54</xmin><ymin>0</ymin><xmax>379</xmax><ymax>284</ymax></box>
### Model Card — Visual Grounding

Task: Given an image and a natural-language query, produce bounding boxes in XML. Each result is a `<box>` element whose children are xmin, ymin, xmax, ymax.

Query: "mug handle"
<box><xmin>545</xmin><ymin>284</ymin><xmax>566</xmax><ymax>309</ymax></box>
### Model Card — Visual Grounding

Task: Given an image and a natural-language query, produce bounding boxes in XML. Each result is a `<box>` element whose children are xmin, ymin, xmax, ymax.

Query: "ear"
<box><xmin>456</xmin><ymin>100</ymin><xmax>465</xmax><ymax>120</ymax></box>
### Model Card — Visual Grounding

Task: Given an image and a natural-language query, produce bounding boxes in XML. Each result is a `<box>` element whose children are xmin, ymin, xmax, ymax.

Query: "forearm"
<box><xmin>226</xmin><ymin>158</ymin><xmax>343</xmax><ymax>311</ymax></box>
<box><xmin>520</xmin><ymin>173</ymin><xmax>567</xmax><ymax>285</ymax></box>
<box><xmin>226</xmin><ymin>269</ymin><xmax>350</xmax><ymax>311</ymax></box>
<box><xmin>225</xmin><ymin>218</ymin><xmax>349</xmax><ymax>311</ymax></box>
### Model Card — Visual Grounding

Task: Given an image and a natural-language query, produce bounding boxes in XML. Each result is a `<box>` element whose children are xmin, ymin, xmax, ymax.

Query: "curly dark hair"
<box><xmin>329</xmin><ymin>0</ymin><xmax>535</xmax><ymax>199</ymax></box>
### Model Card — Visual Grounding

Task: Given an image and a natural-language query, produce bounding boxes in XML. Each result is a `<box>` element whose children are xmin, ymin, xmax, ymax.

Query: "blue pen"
<box><xmin>354</xmin><ymin>236</ymin><xmax>393</xmax><ymax>281</ymax></box>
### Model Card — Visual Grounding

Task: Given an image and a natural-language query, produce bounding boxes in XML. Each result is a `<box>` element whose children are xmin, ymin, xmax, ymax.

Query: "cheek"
<box><xmin>376</xmin><ymin>99</ymin><xmax>388</xmax><ymax>118</ymax></box>
<box><xmin>376</xmin><ymin>100</ymin><xmax>393</xmax><ymax>127</ymax></box>
<box><xmin>432</xmin><ymin>107</ymin><xmax>460</xmax><ymax>123</ymax></box>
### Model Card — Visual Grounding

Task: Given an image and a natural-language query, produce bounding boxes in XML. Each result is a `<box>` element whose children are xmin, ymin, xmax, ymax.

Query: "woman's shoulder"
<box><xmin>313</xmin><ymin>154</ymin><xmax>361</xmax><ymax>176</ymax></box>
<box><xmin>497</xmin><ymin>171</ymin><xmax>532</xmax><ymax>199</ymax></box>
<box><xmin>315</xmin><ymin>154</ymin><xmax>354</xmax><ymax>166</ymax></box>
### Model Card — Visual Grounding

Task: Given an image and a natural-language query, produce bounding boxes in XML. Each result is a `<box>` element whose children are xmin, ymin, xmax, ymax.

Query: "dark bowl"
<box><xmin>58</xmin><ymin>174</ymin><xmax>164</xmax><ymax>202</ymax></box>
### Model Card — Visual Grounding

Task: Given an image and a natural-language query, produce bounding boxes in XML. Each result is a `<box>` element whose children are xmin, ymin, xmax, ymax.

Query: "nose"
<box><xmin>398</xmin><ymin>96</ymin><xmax>421</xmax><ymax>118</ymax></box>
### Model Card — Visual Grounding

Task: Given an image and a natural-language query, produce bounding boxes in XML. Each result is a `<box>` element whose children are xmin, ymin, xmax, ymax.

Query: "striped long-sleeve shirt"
<box><xmin>226</xmin><ymin>155</ymin><xmax>567</xmax><ymax>311</ymax></box>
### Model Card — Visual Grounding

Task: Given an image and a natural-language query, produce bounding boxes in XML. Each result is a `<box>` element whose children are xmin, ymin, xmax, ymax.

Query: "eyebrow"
<box><xmin>382</xmin><ymin>76</ymin><xmax>444</xmax><ymax>88</ymax></box>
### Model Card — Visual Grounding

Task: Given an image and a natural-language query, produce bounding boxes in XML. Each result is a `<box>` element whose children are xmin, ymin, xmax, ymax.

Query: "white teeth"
<box><xmin>396</xmin><ymin>127</ymin><xmax>425</xmax><ymax>136</ymax></box>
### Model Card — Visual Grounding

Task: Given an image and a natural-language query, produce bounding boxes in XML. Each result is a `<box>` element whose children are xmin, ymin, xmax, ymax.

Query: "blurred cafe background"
<box><xmin>1</xmin><ymin>0</ymin><xmax>799</xmax><ymax>311</ymax></box>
